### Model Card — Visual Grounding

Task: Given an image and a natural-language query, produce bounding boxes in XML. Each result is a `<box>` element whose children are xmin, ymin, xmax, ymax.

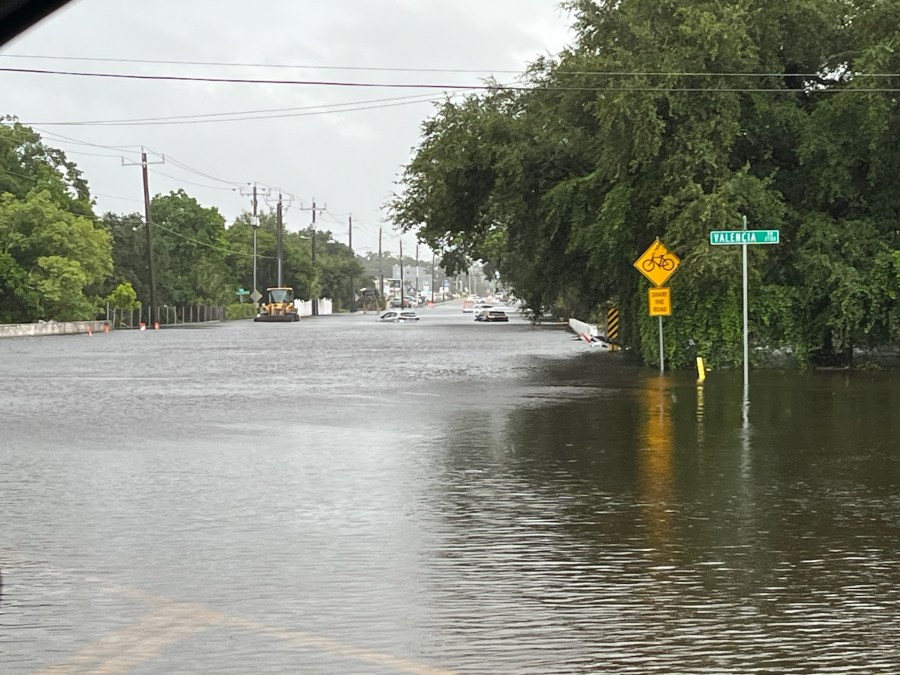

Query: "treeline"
<box><xmin>390</xmin><ymin>0</ymin><xmax>900</xmax><ymax>367</ymax></box>
<box><xmin>0</xmin><ymin>121</ymin><xmax>364</xmax><ymax>323</ymax></box>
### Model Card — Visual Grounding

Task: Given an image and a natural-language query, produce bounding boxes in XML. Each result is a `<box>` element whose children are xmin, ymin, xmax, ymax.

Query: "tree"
<box><xmin>99</xmin><ymin>211</ymin><xmax>146</xmax><ymax>299</ymax></box>
<box><xmin>0</xmin><ymin>121</ymin><xmax>112</xmax><ymax>322</ymax></box>
<box><xmin>149</xmin><ymin>190</ymin><xmax>232</xmax><ymax>304</ymax></box>
<box><xmin>105</xmin><ymin>281</ymin><xmax>140</xmax><ymax>310</ymax></box>
<box><xmin>390</xmin><ymin>0</ymin><xmax>899</xmax><ymax>367</ymax></box>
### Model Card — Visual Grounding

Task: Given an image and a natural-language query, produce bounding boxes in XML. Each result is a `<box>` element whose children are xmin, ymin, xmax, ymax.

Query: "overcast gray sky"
<box><xmin>1</xmin><ymin>0</ymin><xmax>573</xmax><ymax>254</ymax></box>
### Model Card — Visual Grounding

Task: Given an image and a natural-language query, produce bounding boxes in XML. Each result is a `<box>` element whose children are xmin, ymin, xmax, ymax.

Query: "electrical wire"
<box><xmin>4</xmin><ymin>66</ymin><xmax>896</xmax><ymax>95</ymax></box>
<box><xmin>0</xmin><ymin>53</ymin><xmax>527</xmax><ymax>75</ymax></box>
<box><xmin>2</xmin><ymin>153</ymin><xmax>384</xmax><ymax>252</ymax></box>
<box><xmin>152</xmin><ymin>222</ymin><xmax>277</xmax><ymax>259</ymax></box>
<box><xmin>19</xmin><ymin>91</ymin><xmax>462</xmax><ymax>126</ymax></box>
<box><xmin>0</xmin><ymin>66</ymin><xmax>509</xmax><ymax>89</ymax></box>
<box><xmin>148</xmin><ymin>168</ymin><xmax>240</xmax><ymax>192</ymax></box>
<box><xmin>3</xmin><ymin>53</ymin><xmax>899</xmax><ymax>79</ymax></box>
<box><xmin>50</xmin><ymin>148</ymin><xmax>126</xmax><ymax>159</ymax></box>
<box><xmin>25</xmin><ymin>95</ymin><xmax>457</xmax><ymax>126</ymax></box>
<box><xmin>22</xmin><ymin>126</ymin><xmax>143</xmax><ymax>152</ymax></box>
<box><xmin>147</xmin><ymin>153</ymin><xmax>245</xmax><ymax>188</ymax></box>
<box><xmin>21</xmin><ymin>129</ymin><xmax>253</xmax><ymax>195</ymax></box>
<box><xmin>93</xmin><ymin>192</ymin><xmax>143</xmax><ymax>204</ymax></box>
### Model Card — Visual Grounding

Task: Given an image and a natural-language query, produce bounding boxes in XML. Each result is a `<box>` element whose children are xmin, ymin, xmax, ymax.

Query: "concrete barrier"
<box><xmin>568</xmin><ymin>317</ymin><xmax>613</xmax><ymax>349</ymax></box>
<box><xmin>568</xmin><ymin>317</ymin><xmax>601</xmax><ymax>339</ymax></box>
<box><xmin>0</xmin><ymin>320</ymin><xmax>109</xmax><ymax>338</ymax></box>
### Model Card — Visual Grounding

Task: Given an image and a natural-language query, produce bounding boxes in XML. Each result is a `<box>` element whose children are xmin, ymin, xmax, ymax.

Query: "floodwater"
<box><xmin>1</xmin><ymin>301</ymin><xmax>898</xmax><ymax>673</ymax></box>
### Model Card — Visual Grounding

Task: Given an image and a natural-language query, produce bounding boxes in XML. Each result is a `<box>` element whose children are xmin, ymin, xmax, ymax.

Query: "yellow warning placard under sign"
<box><xmin>648</xmin><ymin>287</ymin><xmax>671</xmax><ymax>316</ymax></box>
<box><xmin>634</xmin><ymin>239</ymin><xmax>680</xmax><ymax>287</ymax></box>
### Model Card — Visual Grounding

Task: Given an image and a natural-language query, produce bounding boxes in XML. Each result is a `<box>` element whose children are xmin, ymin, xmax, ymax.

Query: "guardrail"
<box><xmin>106</xmin><ymin>304</ymin><xmax>225</xmax><ymax>328</ymax></box>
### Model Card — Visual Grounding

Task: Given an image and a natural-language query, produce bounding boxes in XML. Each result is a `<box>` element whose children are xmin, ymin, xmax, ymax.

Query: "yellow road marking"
<box><xmin>33</xmin><ymin>602</ymin><xmax>219</xmax><ymax>675</ymax></box>
<box><xmin>227</xmin><ymin>618</ymin><xmax>455</xmax><ymax>675</ymax></box>
<box><xmin>35</xmin><ymin>585</ymin><xmax>455</xmax><ymax>675</ymax></box>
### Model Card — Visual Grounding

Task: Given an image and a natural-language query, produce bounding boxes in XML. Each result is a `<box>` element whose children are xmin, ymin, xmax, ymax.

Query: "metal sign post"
<box><xmin>709</xmin><ymin>218</ymin><xmax>780</xmax><ymax>395</ymax></box>
<box><xmin>658</xmin><ymin>316</ymin><xmax>665</xmax><ymax>374</ymax></box>
<box><xmin>634</xmin><ymin>239</ymin><xmax>680</xmax><ymax>373</ymax></box>
<box><xmin>648</xmin><ymin>287</ymin><xmax>672</xmax><ymax>375</ymax></box>
<box><xmin>742</xmin><ymin>216</ymin><xmax>749</xmax><ymax>395</ymax></box>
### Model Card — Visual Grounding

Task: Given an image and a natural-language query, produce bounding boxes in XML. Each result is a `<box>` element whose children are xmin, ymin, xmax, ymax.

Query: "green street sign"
<box><xmin>710</xmin><ymin>229</ymin><xmax>780</xmax><ymax>245</ymax></box>
<box><xmin>235</xmin><ymin>288</ymin><xmax>250</xmax><ymax>295</ymax></box>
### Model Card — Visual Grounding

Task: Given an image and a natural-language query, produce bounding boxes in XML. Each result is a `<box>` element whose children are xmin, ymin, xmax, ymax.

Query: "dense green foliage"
<box><xmin>0</xmin><ymin>122</ymin><xmax>112</xmax><ymax>322</ymax></box>
<box><xmin>1</xmin><ymin>121</ymin><xmax>365</xmax><ymax>321</ymax></box>
<box><xmin>390</xmin><ymin>0</ymin><xmax>899</xmax><ymax>367</ymax></box>
<box><xmin>224</xmin><ymin>302</ymin><xmax>258</xmax><ymax>320</ymax></box>
<box><xmin>105</xmin><ymin>201</ymin><xmax>365</xmax><ymax>311</ymax></box>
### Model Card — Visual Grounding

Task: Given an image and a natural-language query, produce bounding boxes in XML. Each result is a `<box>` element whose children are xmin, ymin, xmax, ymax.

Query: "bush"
<box><xmin>225</xmin><ymin>303</ymin><xmax>258</xmax><ymax>320</ymax></box>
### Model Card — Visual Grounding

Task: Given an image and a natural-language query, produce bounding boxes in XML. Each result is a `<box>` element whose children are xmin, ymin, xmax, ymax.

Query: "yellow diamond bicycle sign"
<box><xmin>634</xmin><ymin>238</ymin><xmax>680</xmax><ymax>287</ymax></box>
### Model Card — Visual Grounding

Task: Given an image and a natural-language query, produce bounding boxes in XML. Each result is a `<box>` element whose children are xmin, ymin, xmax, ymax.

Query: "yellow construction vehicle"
<box><xmin>254</xmin><ymin>287</ymin><xmax>300</xmax><ymax>322</ymax></box>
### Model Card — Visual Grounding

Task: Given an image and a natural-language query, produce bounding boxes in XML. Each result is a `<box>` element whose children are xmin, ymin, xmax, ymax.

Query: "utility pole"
<box><xmin>123</xmin><ymin>148</ymin><xmax>165</xmax><ymax>325</ymax></box>
<box><xmin>378</xmin><ymin>226</ymin><xmax>384</xmax><ymax>309</ymax></box>
<box><xmin>252</xmin><ymin>184</ymin><xmax>258</xmax><ymax>297</ymax></box>
<box><xmin>399</xmin><ymin>239</ymin><xmax>404</xmax><ymax>306</ymax></box>
<box><xmin>264</xmin><ymin>190</ymin><xmax>292</xmax><ymax>288</ymax></box>
<box><xmin>348</xmin><ymin>214</ymin><xmax>355</xmax><ymax>313</ymax></box>
<box><xmin>300</xmin><ymin>199</ymin><xmax>325</xmax><ymax>315</ymax></box>
<box><xmin>431</xmin><ymin>252</ymin><xmax>436</xmax><ymax>303</ymax></box>
<box><xmin>276</xmin><ymin>194</ymin><xmax>283</xmax><ymax>287</ymax></box>
<box><xmin>239</xmin><ymin>183</ymin><xmax>270</xmax><ymax>304</ymax></box>
<box><xmin>415</xmin><ymin>242</ymin><xmax>419</xmax><ymax>297</ymax></box>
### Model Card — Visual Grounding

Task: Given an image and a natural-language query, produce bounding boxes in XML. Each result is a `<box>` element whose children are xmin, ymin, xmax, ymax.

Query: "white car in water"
<box><xmin>378</xmin><ymin>310</ymin><xmax>420</xmax><ymax>322</ymax></box>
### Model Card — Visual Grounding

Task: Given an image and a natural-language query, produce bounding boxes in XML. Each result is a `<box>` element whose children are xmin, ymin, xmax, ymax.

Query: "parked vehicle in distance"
<box><xmin>390</xmin><ymin>297</ymin><xmax>416</xmax><ymax>308</ymax></box>
<box><xmin>254</xmin><ymin>287</ymin><xmax>299</xmax><ymax>322</ymax></box>
<box><xmin>378</xmin><ymin>310</ymin><xmax>420</xmax><ymax>322</ymax></box>
<box><xmin>475</xmin><ymin>309</ymin><xmax>509</xmax><ymax>322</ymax></box>
<box><xmin>464</xmin><ymin>302</ymin><xmax>493</xmax><ymax>314</ymax></box>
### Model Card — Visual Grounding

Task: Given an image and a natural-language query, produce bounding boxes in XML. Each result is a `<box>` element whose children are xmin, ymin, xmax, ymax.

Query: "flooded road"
<box><xmin>2</xmin><ymin>302</ymin><xmax>899</xmax><ymax>673</ymax></box>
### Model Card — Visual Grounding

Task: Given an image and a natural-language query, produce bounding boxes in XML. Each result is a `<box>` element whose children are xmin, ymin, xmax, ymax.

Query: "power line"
<box><xmin>4</xmin><ymin>66</ymin><xmax>897</xmax><ymax>93</ymax></box>
<box><xmin>149</xmin><ymin>152</ymin><xmax>245</xmax><ymax>187</ymax></box>
<box><xmin>0</xmin><ymin>53</ymin><xmax>527</xmax><ymax>75</ymax></box>
<box><xmin>24</xmin><ymin>126</ymin><xmax>143</xmax><ymax>152</ymax></box>
<box><xmin>3</xmin><ymin>54</ymin><xmax>899</xmax><ymax>79</ymax></box>
<box><xmin>0</xmin><ymin>66</ymin><xmax>503</xmax><ymax>89</ymax></box>
<box><xmin>153</xmin><ymin>222</ymin><xmax>277</xmax><ymax>259</ymax></box>
<box><xmin>23</xmin><ymin>130</ymin><xmax>247</xmax><ymax>192</ymax></box>
<box><xmin>22</xmin><ymin>93</ymin><xmax>462</xmax><ymax>127</ymax></box>
<box><xmin>19</xmin><ymin>91</ymin><xmax>455</xmax><ymax>126</ymax></box>
<box><xmin>3</xmin><ymin>157</ymin><xmax>379</xmax><ymax>252</ymax></box>
<box><xmin>93</xmin><ymin>192</ymin><xmax>143</xmax><ymax>204</ymax></box>
<box><xmin>148</xmin><ymin>168</ymin><xmax>239</xmax><ymax>192</ymax></box>
<box><xmin>51</xmin><ymin>148</ymin><xmax>126</xmax><ymax>159</ymax></box>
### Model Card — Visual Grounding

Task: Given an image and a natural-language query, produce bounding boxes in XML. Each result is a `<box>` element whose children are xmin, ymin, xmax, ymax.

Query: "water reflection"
<box><xmin>1</xmin><ymin>316</ymin><xmax>899</xmax><ymax>673</ymax></box>
<box><xmin>637</xmin><ymin>375</ymin><xmax>675</xmax><ymax>557</ymax></box>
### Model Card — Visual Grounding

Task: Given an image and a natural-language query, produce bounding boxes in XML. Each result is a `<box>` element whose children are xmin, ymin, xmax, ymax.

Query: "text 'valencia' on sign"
<box><xmin>709</xmin><ymin>230</ymin><xmax>780</xmax><ymax>245</ymax></box>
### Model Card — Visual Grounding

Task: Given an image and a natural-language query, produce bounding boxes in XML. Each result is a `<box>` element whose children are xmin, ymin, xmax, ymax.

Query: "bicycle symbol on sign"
<box><xmin>641</xmin><ymin>251</ymin><xmax>675</xmax><ymax>272</ymax></box>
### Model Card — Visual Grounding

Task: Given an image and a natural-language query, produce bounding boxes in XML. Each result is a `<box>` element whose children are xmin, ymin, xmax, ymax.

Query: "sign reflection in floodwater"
<box><xmin>1</xmin><ymin>302</ymin><xmax>898</xmax><ymax>673</ymax></box>
<box><xmin>637</xmin><ymin>375</ymin><xmax>675</xmax><ymax>555</ymax></box>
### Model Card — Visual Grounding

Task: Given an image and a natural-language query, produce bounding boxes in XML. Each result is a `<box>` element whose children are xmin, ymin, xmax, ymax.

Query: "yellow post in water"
<box><xmin>696</xmin><ymin>356</ymin><xmax>707</xmax><ymax>383</ymax></box>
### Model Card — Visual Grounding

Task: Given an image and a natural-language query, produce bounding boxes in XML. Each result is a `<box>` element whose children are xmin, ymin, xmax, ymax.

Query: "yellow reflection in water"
<box><xmin>637</xmin><ymin>377</ymin><xmax>675</xmax><ymax>552</ymax></box>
